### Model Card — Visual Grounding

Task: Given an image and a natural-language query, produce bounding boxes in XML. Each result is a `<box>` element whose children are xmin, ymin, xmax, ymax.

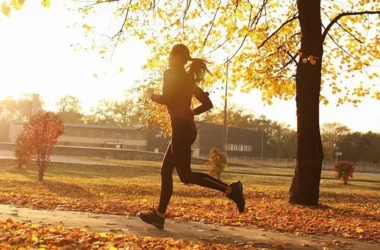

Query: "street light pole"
<box><xmin>261</xmin><ymin>130</ymin><xmax>264</xmax><ymax>160</ymax></box>
<box><xmin>223</xmin><ymin>57</ymin><xmax>229</xmax><ymax>154</ymax></box>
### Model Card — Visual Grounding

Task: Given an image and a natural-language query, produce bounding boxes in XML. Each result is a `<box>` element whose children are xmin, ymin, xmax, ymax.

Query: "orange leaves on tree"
<box><xmin>15</xmin><ymin>111</ymin><xmax>64</xmax><ymax>181</ymax></box>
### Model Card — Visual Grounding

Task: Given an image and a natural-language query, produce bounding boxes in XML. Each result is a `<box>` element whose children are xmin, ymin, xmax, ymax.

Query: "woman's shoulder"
<box><xmin>164</xmin><ymin>68</ymin><xmax>187</xmax><ymax>79</ymax></box>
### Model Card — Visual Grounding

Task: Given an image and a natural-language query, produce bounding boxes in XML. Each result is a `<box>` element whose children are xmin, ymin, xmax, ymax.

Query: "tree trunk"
<box><xmin>38</xmin><ymin>163</ymin><xmax>45</xmax><ymax>182</ymax></box>
<box><xmin>289</xmin><ymin>0</ymin><xmax>324</xmax><ymax>205</ymax></box>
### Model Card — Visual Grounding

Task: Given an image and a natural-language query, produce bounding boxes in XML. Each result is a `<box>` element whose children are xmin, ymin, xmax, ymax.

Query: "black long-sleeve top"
<box><xmin>151</xmin><ymin>67</ymin><xmax>213</xmax><ymax>122</ymax></box>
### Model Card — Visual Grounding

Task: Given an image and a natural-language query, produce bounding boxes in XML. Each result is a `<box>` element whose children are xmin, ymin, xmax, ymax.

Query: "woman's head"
<box><xmin>169</xmin><ymin>44</ymin><xmax>211</xmax><ymax>83</ymax></box>
<box><xmin>169</xmin><ymin>44</ymin><xmax>191</xmax><ymax>67</ymax></box>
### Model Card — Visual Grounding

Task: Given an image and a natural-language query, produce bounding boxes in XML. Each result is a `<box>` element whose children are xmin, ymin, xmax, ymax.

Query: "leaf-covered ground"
<box><xmin>0</xmin><ymin>160</ymin><xmax>379</xmax><ymax>245</ymax></box>
<box><xmin>0</xmin><ymin>218</ymin><xmax>240</xmax><ymax>249</ymax></box>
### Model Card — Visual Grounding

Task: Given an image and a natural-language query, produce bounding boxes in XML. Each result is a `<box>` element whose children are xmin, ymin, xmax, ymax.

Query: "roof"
<box><xmin>63</xmin><ymin>123</ymin><xmax>145</xmax><ymax>131</ymax></box>
<box><xmin>10</xmin><ymin>121</ymin><xmax>145</xmax><ymax>131</ymax></box>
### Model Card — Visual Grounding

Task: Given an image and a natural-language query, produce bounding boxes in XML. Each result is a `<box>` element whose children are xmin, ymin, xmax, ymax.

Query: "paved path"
<box><xmin>0</xmin><ymin>204</ymin><xmax>377</xmax><ymax>250</ymax></box>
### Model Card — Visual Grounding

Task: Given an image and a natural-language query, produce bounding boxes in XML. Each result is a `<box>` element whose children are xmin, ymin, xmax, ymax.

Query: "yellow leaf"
<box><xmin>1</xmin><ymin>3</ymin><xmax>11</xmax><ymax>17</ymax></box>
<box><xmin>100</xmin><ymin>232</ymin><xmax>108</xmax><ymax>238</ymax></box>
<box><xmin>41</xmin><ymin>0</ymin><xmax>51</xmax><ymax>8</ymax></box>
<box><xmin>30</xmin><ymin>224</ymin><xmax>39</xmax><ymax>229</ymax></box>
<box><xmin>10</xmin><ymin>0</ymin><xmax>23</xmax><ymax>11</ymax></box>
<box><xmin>109</xmin><ymin>247</ymin><xmax>117</xmax><ymax>250</ymax></box>
<box><xmin>32</xmin><ymin>236</ymin><xmax>39</xmax><ymax>242</ymax></box>
<box><xmin>83</xmin><ymin>24</ymin><xmax>91</xmax><ymax>32</ymax></box>
<box><xmin>356</xmin><ymin>228</ymin><xmax>364</xmax><ymax>233</ymax></box>
<box><xmin>80</xmin><ymin>228</ymin><xmax>88</xmax><ymax>232</ymax></box>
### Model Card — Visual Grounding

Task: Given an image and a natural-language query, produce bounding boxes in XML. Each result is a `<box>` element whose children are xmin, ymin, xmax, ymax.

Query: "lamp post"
<box><xmin>261</xmin><ymin>129</ymin><xmax>264</xmax><ymax>160</ymax></box>
<box><xmin>222</xmin><ymin>57</ymin><xmax>229</xmax><ymax>154</ymax></box>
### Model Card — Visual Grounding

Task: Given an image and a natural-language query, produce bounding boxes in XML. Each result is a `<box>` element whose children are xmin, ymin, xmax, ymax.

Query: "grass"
<box><xmin>0</xmin><ymin>159</ymin><xmax>379</xmax><ymax>244</ymax></box>
<box><xmin>82</xmin><ymin>157</ymin><xmax>380</xmax><ymax>185</ymax></box>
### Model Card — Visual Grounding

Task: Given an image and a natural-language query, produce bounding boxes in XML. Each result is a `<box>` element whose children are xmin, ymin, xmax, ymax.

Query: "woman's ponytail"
<box><xmin>187</xmin><ymin>57</ymin><xmax>211</xmax><ymax>83</ymax></box>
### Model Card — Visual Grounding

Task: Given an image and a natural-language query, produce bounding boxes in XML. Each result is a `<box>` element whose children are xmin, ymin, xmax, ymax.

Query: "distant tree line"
<box><xmin>0</xmin><ymin>94</ymin><xmax>379</xmax><ymax>163</ymax></box>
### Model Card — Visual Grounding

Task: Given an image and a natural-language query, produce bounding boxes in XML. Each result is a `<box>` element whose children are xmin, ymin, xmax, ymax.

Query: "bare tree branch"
<box><xmin>258</xmin><ymin>14</ymin><xmax>298</xmax><ymax>49</ymax></box>
<box><xmin>336</xmin><ymin>21</ymin><xmax>363</xmax><ymax>43</ymax></box>
<box><xmin>110</xmin><ymin>0</ymin><xmax>133</xmax><ymax>59</ymax></box>
<box><xmin>182</xmin><ymin>0</ymin><xmax>192</xmax><ymax>24</ymax></box>
<box><xmin>327</xmin><ymin>33</ymin><xmax>356</xmax><ymax>60</ymax></box>
<box><xmin>225</xmin><ymin>0</ymin><xmax>268</xmax><ymax>63</ymax></box>
<box><xmin>202</xmin><ymin>0</ymin><xmax>222</xmax><ymax>48</ymax></box>
<box><xmin>322</xmin><ymin>11</ymin><xmax>380</xmax><ymax>42</ymax></box>
<box><xmin>205</xmin><ymin>39</ymin><xmax>229</xmax><ymax>55</ymax></box>
<box><xmin>322</xmin><ymin>12</ymin><xmax>363</xmax><ymax>43</ymax></box>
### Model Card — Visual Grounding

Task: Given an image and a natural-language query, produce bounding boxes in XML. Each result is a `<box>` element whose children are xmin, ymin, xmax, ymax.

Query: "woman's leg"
<box><xmin>171</xmin><ymin>118</ymin><xmax>228</xmax><ymax>193</ymax></box>
<box><xmin>138</xmin><ymin>143</ymin><xmax>173</xmax><ymax>229</ymax></box>
<box><xmin>157</xmin><ymin>143</ymin><xmax>175</xmax><ymax>215</ymax></box>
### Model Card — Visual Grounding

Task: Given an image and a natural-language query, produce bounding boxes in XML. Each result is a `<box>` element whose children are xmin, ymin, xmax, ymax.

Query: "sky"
<box><xmin>0</xmin><ymin>1</ymin><xmax>379</xmax><ymax>132</ymax></box>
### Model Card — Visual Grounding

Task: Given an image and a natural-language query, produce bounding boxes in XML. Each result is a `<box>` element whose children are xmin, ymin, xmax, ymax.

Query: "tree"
<box><xmin>14</xmin><ymin>132</ymin><xmax>33</xmax><ymax>168</ymax></box>
<box><xmin>199</xmin><ymin>105</ymin><xmax>258</xmax><ymax>129</ymax></box>
<box><xmin>205</xmin><ymin>148</ymin><xmax>227</xmax><ymax>180</ymax></box>
<box><xmin>56</xmin><ymin>95</ymin><xmax>84</xmax><ymax>124</ymax></box>
<box><xmin>333</xmin><ymin>161</ymin><xmax>355</xmax><ymax>185</ymax></box>
<box><xmin>17</xmin><ymin>111</ymin><xmax>64</xmax><ymax>181</ymax></box>
<box><xmin>90</xmin><ymin>97</ymin><xmax>141</xmax><ymax>127</ymax></box>
<box><xmin>1</xmin><ymin>0</ymin><xmax>50</xmax><ymax>17</ymax></box>
<box><xmin>9</xmin><ymin>1</ymin><xmax>380</xmax><ymax>205</ymax></box>
<box><xmin>321</xmin><ymin>123</ymin><xmax>350</xmax><ymax>161</ymax></box>
<box><xmin>0</xmin><ymin>95</ymin><xmax>43</xmax><ymax>122</ymax></box>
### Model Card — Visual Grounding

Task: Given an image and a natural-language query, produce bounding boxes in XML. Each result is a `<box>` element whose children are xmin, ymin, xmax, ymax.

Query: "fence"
<box><xmin>207</xmin><ymin>155</ymin><xmax>380</xmax><ymax>173</ymax></box>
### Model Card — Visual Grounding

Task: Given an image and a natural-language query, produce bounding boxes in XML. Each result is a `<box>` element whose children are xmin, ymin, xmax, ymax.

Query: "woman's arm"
<box><xmin>192</xmin><ymin>86</ymin><xmax>213</xmax><ymax>115</ymax></box>
<box><xmin>151</xmin><ymin>70</ymin><xmax>173</xmax><ymax>105</ymax></box>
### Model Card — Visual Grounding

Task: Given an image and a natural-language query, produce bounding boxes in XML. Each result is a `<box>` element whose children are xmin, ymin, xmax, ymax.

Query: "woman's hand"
<box><xmin>144</xmin><ymin>88</ymin><xmax>154</xmax><ymax>99</ymax></box>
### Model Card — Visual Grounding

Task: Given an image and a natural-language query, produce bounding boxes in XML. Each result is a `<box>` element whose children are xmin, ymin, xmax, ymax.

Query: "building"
<box><xmin>8</xmin><ymin>122</ymin><xmax>148</xmax><ymax>151</ymax></box>
<box><xmin>147</xmin><ymin>122</ymin><xmax>266</xmax><ymax>158</ymax></box>
<box><xmin>146</xmin><ymin>125</ymin><xmax>201</xmax><ymax>157</ymax></box>
<box><xmin>8</xmin><ymin>121</ymin><xmax>266</xmax><ymax>158</ymax></box>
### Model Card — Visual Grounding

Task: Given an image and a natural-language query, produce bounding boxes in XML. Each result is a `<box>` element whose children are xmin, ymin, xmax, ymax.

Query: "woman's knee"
<box><xmin>178</xmin><ymin>172</ymin><xmax>193</xmax><ymax>184</ymax></box>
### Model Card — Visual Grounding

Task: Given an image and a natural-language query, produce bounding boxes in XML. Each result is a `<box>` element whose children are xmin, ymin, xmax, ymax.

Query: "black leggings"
<box><xmin>157</xmin><ymin>118</ymin><xmax>228</xmax><ymax>214</ymax></box>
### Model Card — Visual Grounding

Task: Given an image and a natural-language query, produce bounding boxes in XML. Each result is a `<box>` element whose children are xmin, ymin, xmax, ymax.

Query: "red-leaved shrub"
<box><xmin>333</xmin><ymin>161</ymin><xmax>355</xmax><ymax>184</ymax></box>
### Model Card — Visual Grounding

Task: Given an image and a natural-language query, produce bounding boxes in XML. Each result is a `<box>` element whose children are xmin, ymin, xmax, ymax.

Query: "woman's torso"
<box><xmin>165</xmin><ymin>67</ymin><xmax>194</xmax><ymax>122</ymax></box>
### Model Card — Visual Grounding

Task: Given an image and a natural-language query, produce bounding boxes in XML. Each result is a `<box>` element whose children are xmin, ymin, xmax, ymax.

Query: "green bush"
<box><xmin>205</xmin><ymin>148</ymin><xmax>227</xmax><ymax>180</ymax></box>
<box><xmin>333</xmin><ymin>161</ymin><xmax>355</xmax><ymax>184</ymax></box>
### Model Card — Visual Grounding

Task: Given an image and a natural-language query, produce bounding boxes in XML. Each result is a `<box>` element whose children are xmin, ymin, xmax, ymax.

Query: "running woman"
<box><xmin>139</xmin><ymin>44</ymin><xmax>245</xmax><ymax>229</ymax></box>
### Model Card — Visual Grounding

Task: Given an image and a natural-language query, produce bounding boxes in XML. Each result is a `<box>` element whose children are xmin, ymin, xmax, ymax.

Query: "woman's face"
<box><xmin>168</xmin><ymin>51</ymin><xmax>182</xmax><ymax>67</ymax></box>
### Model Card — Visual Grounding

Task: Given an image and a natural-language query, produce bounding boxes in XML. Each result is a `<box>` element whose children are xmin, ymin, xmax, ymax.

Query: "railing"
<box><xmin>200</xmin><ymin>154</ymin><xmax>380</xmax><ymax>173</ymax></box>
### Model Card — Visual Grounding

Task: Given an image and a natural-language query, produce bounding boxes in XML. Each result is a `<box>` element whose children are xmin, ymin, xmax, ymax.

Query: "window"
<box><xmin>138</xmin><ymin>133</ymin><xmax>147</xmax><ymax>140</ymax></box>
<box><xmin>65</xmin><ymin>128</ymin><xmax>78</xmax><ymax>137</ymax></box>
<box><xmin>127</xmin><ymin>132</ymin><xmax>138</xmax><ymax>140</ymax></box>
<box><xmin>80</xmin><ymin>130</ymin><xmax>90</xmax><ymax>137</ymax></box>
<box><xmin>124</xmin><ymin>145</ymin><xmax>138</xmax><ymax>150</ymax></box>
<box><xmin>226</xmin><ymin>143</ymin><xmax>252</xmax><ymax>152</ymax></box>
<box><xmin>79</xmin><ymin>142</ymin><xmax>91</xmax><ymax>147</ymax></box>
<box><xmin>93</xmin><ymin>131</ymin><xmax>104</xmax><ymax>138</ymax></box>
<box><xmin>104</xmin><ymin>131</ymin><xmax>115</xmax><ymax>139</ymax></box>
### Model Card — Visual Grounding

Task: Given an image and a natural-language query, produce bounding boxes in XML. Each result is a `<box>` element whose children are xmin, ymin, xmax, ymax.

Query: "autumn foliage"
<box><xmin>15</xmin><ymin>111</ymin><xmax>64</xmax><ymax>181</ymax></box>
<box><xmin>334</xmin><ymin>161</ymin><xmax>355</xmax><ymax>184</ymax></box>
<box><xmin>205</xmin><ymin>148</ymin><xmax>227</xmax><ymax>180</ymax></box>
